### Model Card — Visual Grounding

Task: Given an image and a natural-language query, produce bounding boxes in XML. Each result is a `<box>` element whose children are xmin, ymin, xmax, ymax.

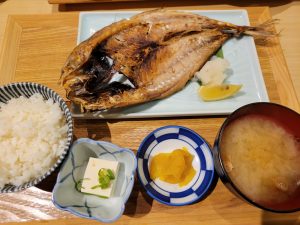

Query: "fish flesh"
<box><xmin>60</xmin><ymin>9</ymin><xmax>275</xmax><ymax>111</ymax></box>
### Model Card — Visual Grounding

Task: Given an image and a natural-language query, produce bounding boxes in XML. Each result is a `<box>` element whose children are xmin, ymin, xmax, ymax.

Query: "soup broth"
<box><xmin>220</xmin><ymin>115</ymin><xmax>300</xmax><ymax>209</ymax></box>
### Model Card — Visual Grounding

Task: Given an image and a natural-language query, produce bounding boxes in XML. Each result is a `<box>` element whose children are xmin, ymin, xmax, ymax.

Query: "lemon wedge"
<box><xmin>199</xmin><ymin>84</ymin><xmax>242</xmax><ymax>101</ymax></box>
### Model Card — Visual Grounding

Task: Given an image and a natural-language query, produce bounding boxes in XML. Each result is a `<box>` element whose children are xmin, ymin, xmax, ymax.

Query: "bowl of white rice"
<box><xmin>0</xmin><ymin>82</ymin><xmax>73</xmax><ymax>193</ymax></box>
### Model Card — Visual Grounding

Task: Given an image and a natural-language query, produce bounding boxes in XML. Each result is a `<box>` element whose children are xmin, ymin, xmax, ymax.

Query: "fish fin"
<box><xmin>222</xmin><ymin>19</ymin><xmax>279</xmax><ymax>38</ymax></box>
<box><xmin>244</xmin><ymin>19</ymin><xmax>279</xmax><ymax>38</ymax></box>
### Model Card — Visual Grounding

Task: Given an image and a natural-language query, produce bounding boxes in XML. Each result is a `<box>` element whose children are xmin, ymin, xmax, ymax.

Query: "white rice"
<box><xmin>0</xmin><ymin>93</ymin><xmax>68</xmax><ymax>188</ymax></box>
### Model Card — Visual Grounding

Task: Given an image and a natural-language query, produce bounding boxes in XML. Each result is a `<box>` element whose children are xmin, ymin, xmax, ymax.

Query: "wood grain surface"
<box><xmin>48</xmin><ymin>0</ymin><xmax>142</xmax><ymax>3</ymax></box>
<box><xmin>0</xmin><ymin>5</ymin><xmax>299</xmax><ymax>225</ymax></box>
<box><xmin>1</xmin><ymin>0</ymin><xmax>300</xmax><ymax>104</ymax></box>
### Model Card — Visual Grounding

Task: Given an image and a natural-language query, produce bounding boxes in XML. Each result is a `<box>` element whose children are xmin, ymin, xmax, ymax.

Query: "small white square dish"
<box><xmin>72</xmin><ymin>10</ymin><xmax>269</xmax><ymax>119</ymax></box>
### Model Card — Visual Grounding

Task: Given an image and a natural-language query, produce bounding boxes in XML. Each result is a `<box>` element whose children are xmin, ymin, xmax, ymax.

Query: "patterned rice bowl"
<box><xmin>137</xmin><ymin>125</ymin><xmax>215</xmax><ymax>206</ymax></box>
<box><xmin>0</xmin><ymin>82</ymin><xmax>73</xmax><ymax>193</ymax></box>
<box><xmin>52</xmin><ymin>138</ymin><xmax>137</xmax><ymax>223</ymax></box>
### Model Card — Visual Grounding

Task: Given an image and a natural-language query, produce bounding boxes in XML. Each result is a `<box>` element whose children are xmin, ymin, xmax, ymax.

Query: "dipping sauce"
<box><xmin>150</xmin><ymin>147</ymin><xmax>196</xmax><ymax>187</ymax></box>
<box><xmin>220</xmin><ymin>115</ymin><xmax>300</xmax><ymax>209</ymax></box>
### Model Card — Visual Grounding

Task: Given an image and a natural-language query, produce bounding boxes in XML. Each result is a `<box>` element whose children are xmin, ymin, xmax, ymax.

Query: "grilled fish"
<box><xmin>60</xmin><ymin>9</ymin><xmax>275</xmax><ymax>111</ymax></box>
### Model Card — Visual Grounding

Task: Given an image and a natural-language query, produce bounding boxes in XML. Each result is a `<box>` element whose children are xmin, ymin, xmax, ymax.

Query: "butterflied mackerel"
<box><xmin>60</xmin><ymin>9</ymin><xmax>275</xmax><ymax>111</ymax></box>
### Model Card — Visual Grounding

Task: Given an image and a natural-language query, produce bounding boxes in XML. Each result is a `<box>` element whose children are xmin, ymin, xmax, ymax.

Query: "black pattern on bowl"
<box><xmin>0</xmin><ymin>82</ymin><xmax>73</xmax><ymax>193</ymax></box>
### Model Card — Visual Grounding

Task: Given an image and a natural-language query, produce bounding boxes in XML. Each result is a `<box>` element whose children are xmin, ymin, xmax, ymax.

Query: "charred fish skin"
<box><xmin>61</xmin><ymin>9</ymin><xmax>275</xmax><ymax>111</ymax></box>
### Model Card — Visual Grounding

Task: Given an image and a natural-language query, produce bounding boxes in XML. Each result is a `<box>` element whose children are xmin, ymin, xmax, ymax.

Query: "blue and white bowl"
<box><xmin>0</xmin><ymin>82</ymin><xmax>73</xmax><ymax>193</ymax></box>
<box><xmin>137</xmin><ymin>125</ymin><xmax>214</xmax><ymax>206</ymax></box>
<box><xmin>52</xmin><ymin>138</ymin><xmax>137</xmax><ymax>223</ymax></box>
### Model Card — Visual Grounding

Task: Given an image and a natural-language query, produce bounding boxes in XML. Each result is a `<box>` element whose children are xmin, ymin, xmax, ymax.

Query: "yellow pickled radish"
<box><xmin>149</xmin><ymin>147</ymin><xmax>196</xmax><ymax>187</ymax></box>
<box><xmin>199</xmin><ymin>84</ymin><xmax>242</xmax><ymax>101</ymax></box>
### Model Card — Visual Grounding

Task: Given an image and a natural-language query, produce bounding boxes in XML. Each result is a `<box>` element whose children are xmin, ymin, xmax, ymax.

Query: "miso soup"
<box><xmin>220</xmin><ymin>115</ymin><xmax>300</xmax><ymax>210</ymax></box>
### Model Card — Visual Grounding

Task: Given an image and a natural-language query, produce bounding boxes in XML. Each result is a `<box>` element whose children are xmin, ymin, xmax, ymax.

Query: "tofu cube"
<box><xmin>81</xmin><ymin>157</ymin><xmax>119</xmax><ymax>198</ymax></box>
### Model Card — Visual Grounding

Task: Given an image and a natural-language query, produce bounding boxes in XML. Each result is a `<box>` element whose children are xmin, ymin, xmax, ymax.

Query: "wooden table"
<box><xmin>0</xmin><ymin>1</ymin><xmax>300</xmax><ymax>225</ymax></box>
<box><xmin>1</xmin><ymin>0</ymin><xmax>300</xmax><ymax>103</ymax></box>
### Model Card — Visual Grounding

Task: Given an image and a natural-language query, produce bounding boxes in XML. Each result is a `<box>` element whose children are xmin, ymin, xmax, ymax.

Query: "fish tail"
<box><xmin>222</xmin><ymin>19</ymin><xmax>279</xmax><ymax>38</ymax></box>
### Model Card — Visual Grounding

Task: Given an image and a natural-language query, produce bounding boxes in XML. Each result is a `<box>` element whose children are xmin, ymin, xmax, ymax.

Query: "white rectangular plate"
<box><xmin>73</xmin><ymin>10</ymin><xmax>269</xmax><ymax>119</ymax></box>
